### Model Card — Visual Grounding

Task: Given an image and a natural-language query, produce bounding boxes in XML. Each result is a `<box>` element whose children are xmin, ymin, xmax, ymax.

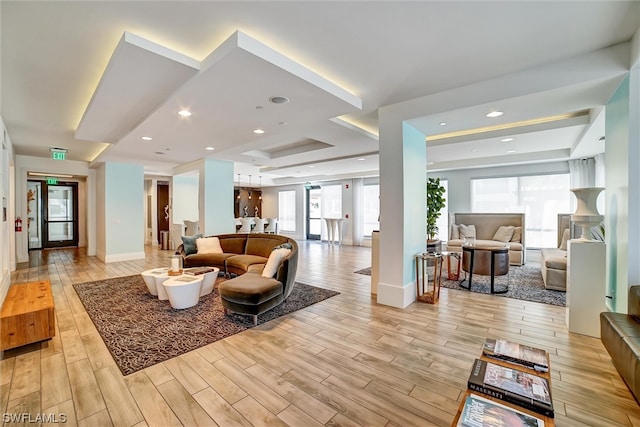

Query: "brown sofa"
<box><xmin>176</xmin><ymin>233</ymin><xmax>298</xmax><ymax>325</ymax></box>
<box><xmin>600</xmin><ymin>286</ymin><xmax>640</xmax><ymax>402</ymax></box>
<box><xmin>446</xmin><ymin>213</ymin><xmax>526</xmax><ymax>266</ymax></box>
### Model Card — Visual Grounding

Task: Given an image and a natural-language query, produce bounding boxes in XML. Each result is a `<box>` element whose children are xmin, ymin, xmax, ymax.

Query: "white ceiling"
<box><xmin>2</xmin><ymin>1</ymin><xmax>639</xmax><ymax>186</ymax></box>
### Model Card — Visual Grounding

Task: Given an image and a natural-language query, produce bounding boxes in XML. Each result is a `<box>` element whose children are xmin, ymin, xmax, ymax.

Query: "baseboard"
<box><xmin>376</xmin><ymin>280</ymin><xmax>415</xmax><ymax>308</ymax></box>
<box><xmin>103</xmin><ymin>251</ymin><xmax>146</xmax><ymax>263</ymax></box>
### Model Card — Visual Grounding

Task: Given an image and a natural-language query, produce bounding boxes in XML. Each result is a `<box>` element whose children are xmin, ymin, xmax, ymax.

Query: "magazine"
<box><xmin>467</xmin><ymin>359</ymin><xmax>554</xmax><ymax>417</ymax></box>
<box><xmin>184</xmin><ymin>267</ymin><xmax>217</xmax><ymax>276</ymax></box>
<box><xmin>483</xmin><ymin>338</ymin><xmax>549</xmax><ymax>372</ymax></box>
<box><xmin>457</xmin><ymin>393</ymin><xmax>545</xmax><ymax>427</ymax></box>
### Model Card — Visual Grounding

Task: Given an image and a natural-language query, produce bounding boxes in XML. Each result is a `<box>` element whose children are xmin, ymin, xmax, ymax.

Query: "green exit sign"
<box><xmin>46</xmin><ymin>177</ymin><xmax>58</xmax><ymax>185</ymax></box>
<box><xmin>51</xmin><ymin>150</ymin><xmax>66</xmax><ymax>160</ymax></box>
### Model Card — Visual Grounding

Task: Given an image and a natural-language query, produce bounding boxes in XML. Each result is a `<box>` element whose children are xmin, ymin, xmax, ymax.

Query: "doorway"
<box><xmin>28</xmin><ymin>180</ymin><xmax>79</xmax><ymax>249</ymax></box>
<box><xmin>306</xmin><ymin>186</ymin><xmax>321</xmax><ymax>240</ymax></box>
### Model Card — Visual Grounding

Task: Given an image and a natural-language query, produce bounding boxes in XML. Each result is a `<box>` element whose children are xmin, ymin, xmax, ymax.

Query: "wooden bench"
<box><xmin>1</xmin><ymin>280</ymin><xmax>55</xmax><ymax>351</ymax></box>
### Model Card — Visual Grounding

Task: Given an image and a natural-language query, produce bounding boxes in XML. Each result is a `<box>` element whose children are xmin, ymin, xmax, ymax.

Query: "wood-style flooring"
<box><xmin>1</xmin><ymin>241</ymin><xmax>639</xmax><ymax>426</ymax></box>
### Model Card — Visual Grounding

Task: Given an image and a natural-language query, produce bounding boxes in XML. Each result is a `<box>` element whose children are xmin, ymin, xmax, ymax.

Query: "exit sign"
<box><xmin>46</xmin><ymin>177</ymin><xmax>58</xmax><ymax>185</ymax></box>
<box><xmin>51</xmin><ymin>150</ymin><xmax>66</xmax><ymax>160</ymax></box>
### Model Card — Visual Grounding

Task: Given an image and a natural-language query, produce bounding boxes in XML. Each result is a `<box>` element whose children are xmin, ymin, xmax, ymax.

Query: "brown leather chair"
<box><xmin>461</xmin><ymin>245</ymin><xmax>510</xmax><ymax>294</ymax></box>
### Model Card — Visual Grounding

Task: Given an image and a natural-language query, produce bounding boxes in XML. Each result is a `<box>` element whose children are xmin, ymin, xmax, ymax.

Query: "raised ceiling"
<box><xmin>2</xmin><ymin>1</ymin><xmax>639</xmax><ymax>184</ymax></box>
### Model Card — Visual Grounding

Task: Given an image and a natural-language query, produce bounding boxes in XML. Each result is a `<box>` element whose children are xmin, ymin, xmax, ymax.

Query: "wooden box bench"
<box><xmin>1</xmin><ymin>280</ymin><xmax>55</xmax><ymax>351</ymax></box>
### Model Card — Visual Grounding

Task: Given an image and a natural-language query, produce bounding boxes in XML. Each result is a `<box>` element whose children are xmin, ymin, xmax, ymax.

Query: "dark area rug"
<box><xmin>73</xmin><ymin>275</ymin><xmax>339</xmax><ymax>375</ymax></box>
<box><xmin>355</xmin><ymin>263</ymin><xmax>565</xmax><ymax>306</ymax></box>
<box><xmin>443</xmin><ymin>263</ymin><xmax>566</xmax><ymax>307</ymax></box>
<box><xmin>354</xmin><ymin>267</ymin><xmax>371</xmax><ymax>275</ymax></box>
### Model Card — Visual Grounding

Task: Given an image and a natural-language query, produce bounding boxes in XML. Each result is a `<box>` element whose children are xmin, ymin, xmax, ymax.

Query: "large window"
<box><xmin>363</xmin><ymin>184</ymin><xmax>379</xmax><ymax>237</ymax></box>
<box><xmin>278</xmin><ymin>190</ymin><xmax>296</xmax><ymax>232</ymax></box>
<box><xmin>471</xmin><ymin>174</ymin><xmax>571</xmax><ymax>248</ymax></box>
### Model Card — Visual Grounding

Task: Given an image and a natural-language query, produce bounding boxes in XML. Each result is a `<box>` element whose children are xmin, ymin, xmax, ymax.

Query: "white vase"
<box><xmin>570</xmin><ymin>187</ymin><xmax>604</xmax><ymax>241</ymax></box>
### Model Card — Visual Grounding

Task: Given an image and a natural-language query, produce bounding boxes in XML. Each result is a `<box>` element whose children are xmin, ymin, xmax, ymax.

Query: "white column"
<box><xmin>377</xmin><ymin>117</ymin><xmax>427</xmax><ymax>308</ymax></box>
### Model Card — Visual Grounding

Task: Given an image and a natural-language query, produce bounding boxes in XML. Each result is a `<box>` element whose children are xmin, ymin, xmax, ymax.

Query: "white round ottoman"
<box><xmin>140</xmin><ymin>268</ymin><xmax>169</xmax><ymax>298</ymax></box>
<box><xmin>162</xmin><ymin>275</ymin><xmax>204</xmax><ymax>309</ymax></box>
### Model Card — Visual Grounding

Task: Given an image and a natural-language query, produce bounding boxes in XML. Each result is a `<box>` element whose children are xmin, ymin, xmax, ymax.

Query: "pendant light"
<box><xmin>259</xmin><ymin>176</ymin><xmax>262</xmax><ymax>200</ymax></box>
<box><xmin>236</xmin><ymin>174</ymin><xmax>241</xmax><ymax>199</ymax></box>
<box><xmin>248</xmin><ymin>175</ymin><xmax>252</xmax><ymax>200</ymax></box>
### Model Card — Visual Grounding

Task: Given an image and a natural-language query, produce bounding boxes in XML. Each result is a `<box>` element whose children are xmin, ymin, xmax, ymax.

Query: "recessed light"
<box><xmin>155</xmin><ymin>151</ymin><xmax>165</xmax><ymax>155</ymax></box>
<box><xmin>256</xmin><ymin>106</ymin><xmax>263</xmax><ymax>110</ymax></box>
<box><xmin>308</xmin><ymin>165</ymin><xmax>315</xmax><ymax>168</ymax></box>
<box><xmin>486</xmin><ymin>111</ymin><xmax>504</xmax><ymax>118</ymax></box>
<box><xmin>501</xmin><ymin>137</ymin><xmax>514</xmax><ymax>142</ymax></box>
<box><xmin>253</xmin><ymin>129</ymin><xmax>265</xmax><ymax>134</ymax></box>
<box><xmin>471</xmin><ymin>149</ymin><xmax>477</xmax><ymax>152</ymax></box>
<box><xmin>141</xmin><ymin>136</ymin><xmax>153</xmax><ymax>141</ymax></box>
<box><xmin>507</xmin><ymin>150</ymin><xmax>517</xmax><ymax>153</ymax></box>
<box><xmin>269</xmin><ymin>96</ymin><xmax>289</xmax><ymax>104</ymax></box>
<box><xmin>357</xmin><ymin>158</ymin><xmax>365</xmax><ymax>161</ymax></box>
<box><xmin>427</xmin><ymin>162</ymin><xmax>434</xmax><ymax>166</ymax></box>
<box><xmin>177</xmin><ymin>110</ymin><xmax>192</xmax><ymax>117</ymax></box>
<box><xmin>439</xmin><ymin>122</ymin><xmax>447</xmax><ymax>126</ymax></box>
<box><xmin>205</xmin><ymin>146</ymin><xmax>215</xmax><ymax>151</ymax></box>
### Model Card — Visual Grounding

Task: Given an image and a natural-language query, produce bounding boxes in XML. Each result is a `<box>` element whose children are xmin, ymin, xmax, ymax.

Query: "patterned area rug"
<box><xmin>355</xmin><ymin>263</ymin><xmax>565</xmax><ymax>306</ymax></box>
<box><xmin>73</xmin><ymin>275</ymin><xmax>339</xmax><ymax>375</ymax></box>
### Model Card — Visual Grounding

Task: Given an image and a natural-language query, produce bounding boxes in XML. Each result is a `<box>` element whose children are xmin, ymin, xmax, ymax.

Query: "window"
<box><xmin>278</xmin><ymin>190</ymin><xmax>296</xmax><ymax>232</ymax></box>
<box><xmin>321</xmin><ymin>184</ymin><xmax>342</xmax><ymax>218</ymax></box>
<box><xmin>363</xmin><ymin>184</ymin><xmax>379</xmax><ymax>237</ymax></box>
<box><xmin>471</xmin><ymin>174</ymin><xmax>571</xmax><ymax>248</ymax></box>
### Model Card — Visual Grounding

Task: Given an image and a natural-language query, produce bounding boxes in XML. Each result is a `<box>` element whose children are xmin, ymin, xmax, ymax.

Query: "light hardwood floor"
<box><xmin>1</xmin><ymin>241</ymin><xmax>639</xmax><ymax>426</ymax></box>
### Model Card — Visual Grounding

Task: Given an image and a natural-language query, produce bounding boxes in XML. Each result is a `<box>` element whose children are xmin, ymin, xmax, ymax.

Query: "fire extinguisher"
<box><xmin>15</xmin><ymin>217</ymin><xmax>22</xmax><ymax>232</ymax></box>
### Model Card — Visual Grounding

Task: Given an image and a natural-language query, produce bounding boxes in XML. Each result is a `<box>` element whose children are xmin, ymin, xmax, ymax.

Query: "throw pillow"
<box><xmin>511</xmin><ymin>226</ymin><xmax>522</xmax><ymax>243</ymax></box>
<box><xmin>273</xmin><ymin>242</ymin><xmax>293</xmax><ymax>250</ymax></box>
<box><xmin>493</xmin><ymin>225</ymin><xmax>515</xmax><ymax>242</ymax></box>
<box><xmin>459</xmin><ymin>224</ymin><xmax>476</xmax><ymax>239</ymax></box>
<box><xmin>181</xmin><ymin>234</ymin><xmax>202</xmax><ymax>256</ymax></box>
<box><xmin>262</xmin><ymin>247</ymin><xmax>292</xmax><ymax>278</ymax></box>
<box><xmin>559</xmin><ymin>228</ymin><xmax>570</xmax><ymax>250</ymax></box>
<box><xmin>196</xmin><ymin>236</ymin><xmax>223</xmax><ymax>254</ymax></box>
<box><xmin>450</xmin><ymin>224</ymin><xmax>460</xmax><ymax>240</ymax></box>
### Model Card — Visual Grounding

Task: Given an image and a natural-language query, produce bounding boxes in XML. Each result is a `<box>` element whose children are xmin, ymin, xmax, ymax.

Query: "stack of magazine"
<box><xmin>482</xmin><ymin>338</ymin><xmax>549</xmax><ymax>373</ymax></box>
<box><xmin>467</xmin><ymin>358</ymin><xmax>554</xmax><ymax>418</ymax></box>
<box><xmin>457</xmin><ymin>393</ymin><xmax>545</xmax><ymax>427</ymax></box>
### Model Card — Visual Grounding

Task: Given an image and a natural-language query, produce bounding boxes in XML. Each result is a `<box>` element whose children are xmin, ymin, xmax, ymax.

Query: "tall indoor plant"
<box><xmin>427</xmin><ymin>177</ymin><xmax>446</xmax><ymax>249</ymax></box>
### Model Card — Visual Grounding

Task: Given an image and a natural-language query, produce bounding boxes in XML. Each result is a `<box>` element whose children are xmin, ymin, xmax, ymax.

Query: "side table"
<box><xmin>443</xmin><ymin>251</ymin><xmax>461</xmax><ymax>280</ymax></box>
<box><xmin>415</xmin><ymin>252</ymin><xmax>443</xmax><ymax>304</ymax></box>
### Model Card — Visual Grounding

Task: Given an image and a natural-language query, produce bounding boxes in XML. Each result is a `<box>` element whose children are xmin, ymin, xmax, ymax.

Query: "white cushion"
<box><xmin>262</xmin><ymin>248</ymin><xmax>292</xmax><ymax>278</ymax></box>
<box><xmin>450</xmin><ymin>224</ymin><xmax>460</xmax><ymax>240</ymax></box>
<box><xmin>493</xmin><ymin>225</ymin><xmax>515</xmax><ymax>242</ymax></box>
<box><xmin>559</xmin><ymin>228</ymin><xmax>570</xmax><ymax>250</ymax></box>
<box><xmin>459</xmin><ymin>224</ymin><xmax>476</xmax><ymax>238</ymax></box>
<box><xmin>196</xmin><ymin>237</ymin><xmax>223</xmax><ymax>254</ymax></box>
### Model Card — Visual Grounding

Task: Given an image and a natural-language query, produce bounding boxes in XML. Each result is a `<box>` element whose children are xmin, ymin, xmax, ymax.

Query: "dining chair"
<box><xmin>237</xmin><ymin>218</ymin><xmax>252</xmax><ymax>233</ymax></box>
<box><xmin>252</xmin><ymin>218</ymin><xmax>266</xmax><ymax>233</ymax></box>
<box><xmin>264</xmin><ymin>218</ymin><xmax>278</xmax><ymax>234</ymax></box>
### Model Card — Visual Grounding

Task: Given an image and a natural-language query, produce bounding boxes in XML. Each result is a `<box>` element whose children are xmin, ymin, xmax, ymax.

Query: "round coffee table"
<box><xmin>162</xmin><ymin>275</ymin><xmax>204</xmax><ymax>309</ymax></box>
<box><xmin>461</xmin><ymin>244</ymin><xmax>510</xmax><ymax>294</ymax></box>
<box><xmin>140</xmin><ymin>268</ymin><xmax>170</xmax><ymax>299</ymax></box>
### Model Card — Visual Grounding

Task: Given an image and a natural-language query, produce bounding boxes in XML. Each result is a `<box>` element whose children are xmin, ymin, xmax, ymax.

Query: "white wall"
<box><xmin>0</xmin><ymin>116</ymin><xmax>14</xmax><ymax>306</ymax></box>
<box><xmin>172</xmin><ymin>173</ymin><xmax>199</xmax><ymax>225</ymax></box>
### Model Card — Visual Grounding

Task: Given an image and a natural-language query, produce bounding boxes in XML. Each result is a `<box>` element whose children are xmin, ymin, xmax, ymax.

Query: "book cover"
<box><xmin>483</xmin><ymin>338</ymin><xmax>549</xmax><ymax>372</ymax></box>
<box><xmin>467</xmin><ymin>359</ymin><xmax>554</xmax><ymax>418</ymax></box>
<box><xmin>457</xmin><ymin>393</ymin><xmax>545</xmax><ymax>427</ymax></box>
<box><xmin>184</xmin><ymin>267</ymin><xmax>216</xmax><ymax>276</ymax></box>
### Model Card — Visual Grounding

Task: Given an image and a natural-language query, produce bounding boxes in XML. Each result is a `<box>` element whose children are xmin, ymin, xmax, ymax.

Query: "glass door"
<box><xmin>306</xmin><ymin>186</ymin><xmax>321</xmax><ymax>240</ymax></box>
<box><xmin>44</xmin><ymin>182</ymin><xmax>78</xmax><ymax>248</ymax></box>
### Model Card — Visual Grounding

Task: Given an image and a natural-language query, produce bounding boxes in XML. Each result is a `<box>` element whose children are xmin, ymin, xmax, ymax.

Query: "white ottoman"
<box><xmin>162</xmin><ymin>275</ymin><xmax>204</xmax><ymax>309</ymax></box>
<box><xmin>140</xmin><ymin>268</ymin><xmax>170</xmax><ymax>299</ymax></box>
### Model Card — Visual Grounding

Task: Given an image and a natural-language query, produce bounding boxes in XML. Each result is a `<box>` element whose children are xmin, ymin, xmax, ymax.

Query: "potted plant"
<box><xmin>427</xmin><ymin>177</ymin><xmax>446</xmax><ymax>252</ymax></box>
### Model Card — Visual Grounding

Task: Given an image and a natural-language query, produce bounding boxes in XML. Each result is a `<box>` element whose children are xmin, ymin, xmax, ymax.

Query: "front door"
<box><xmin>43</xmin><ymin>182</ymin><xmax>78</xmax><ymax>248</ymax></box>
<box><xmin>306</xmin><ymin>186</ymin><xmax>321</xmax><ymax>240</ymax></box>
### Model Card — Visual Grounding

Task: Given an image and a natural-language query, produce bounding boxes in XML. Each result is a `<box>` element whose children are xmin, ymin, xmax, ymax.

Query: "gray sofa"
<box><xmin>446</xmin><ymin>213</ymin><xmax>526</xmax><ymax>266</ymax></box>
<box><xmin>601</xmin><ymin>286</ymin><xmax>640</xmax><ymax>402</ymax></box>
